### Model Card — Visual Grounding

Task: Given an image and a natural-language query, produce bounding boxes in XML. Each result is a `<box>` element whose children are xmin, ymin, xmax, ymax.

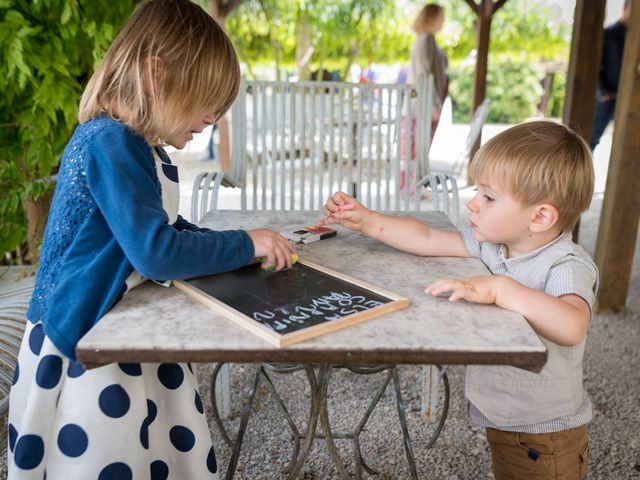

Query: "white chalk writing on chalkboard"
<box><xmin>252</xmin><ymin>291</ymin><xmax>385</xmax><ymax>332</ymax></box>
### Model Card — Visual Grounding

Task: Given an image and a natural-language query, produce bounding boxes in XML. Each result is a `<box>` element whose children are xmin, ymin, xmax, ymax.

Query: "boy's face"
<box><xmin>467</xmin><ymin>180</ymin><xmax>538</xmax><ymax>246</ymax></box>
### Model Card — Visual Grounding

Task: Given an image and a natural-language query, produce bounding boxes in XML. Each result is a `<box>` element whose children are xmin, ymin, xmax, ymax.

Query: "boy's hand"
<box><xmin>425</xmin><ymin>275</ymin><xmax>502</xmax><ymax>304</ymax></box>
<box><xmin>246</xmin><ymin>229</ymin><xmax>295</xmax><ymax>271</ymax></box>
<box><xmin>320</xmin><ymin>191</ymin><xmax>371</xmax><ymax>232</ymax></box>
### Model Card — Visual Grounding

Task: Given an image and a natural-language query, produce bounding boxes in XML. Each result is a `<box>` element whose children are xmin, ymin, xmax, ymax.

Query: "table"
<box><xmin>76</xmin><ymin>210</ymin><xmax>547</xmax><ymax>478</ymax></box>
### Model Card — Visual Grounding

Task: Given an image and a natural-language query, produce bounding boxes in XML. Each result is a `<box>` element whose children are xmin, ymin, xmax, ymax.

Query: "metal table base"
<box><xmin>211</xmin><ymin>363</ymin><xmax>449</xmax><ymax>479</ymax></box>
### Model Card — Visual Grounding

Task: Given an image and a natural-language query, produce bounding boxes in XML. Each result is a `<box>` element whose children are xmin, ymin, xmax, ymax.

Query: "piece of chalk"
<box><xmin>337</xmin><ymin>204</ymin><xmax>354</xmax><ymax>211</ymax></box>
<box><xmin>257</xmin><ymin>252</ymin><xmax>299</xmax><ymax>270</ymax></box>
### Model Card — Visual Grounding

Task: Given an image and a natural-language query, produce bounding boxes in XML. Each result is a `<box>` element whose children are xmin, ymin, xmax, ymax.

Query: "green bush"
<box><xmin>0</xmin><ymin>1</ymin><xmax>137</xmax><ymax>261</ymax></box>
<box><xmin>448</xmin><ymin>58</ymin><xmax>545</xmax><ymax>124</ymax></box>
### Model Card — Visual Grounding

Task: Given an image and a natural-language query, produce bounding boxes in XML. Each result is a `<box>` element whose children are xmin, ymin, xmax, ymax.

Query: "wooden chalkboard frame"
<box><xmin>174</xmin><ymin>259</ymin><xmax>410</xmax><ymax>348</ymax></box>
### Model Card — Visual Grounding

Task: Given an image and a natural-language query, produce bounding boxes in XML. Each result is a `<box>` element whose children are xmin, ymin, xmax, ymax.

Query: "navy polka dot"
<box><xmin>118</xmin><ymin>363</ymin><xmax>142</xmax><ymax>376</ymax></box>
<box><xmin>98</xmin><ymin>384</ymin><xmax>130</xmax><ymax>418</ymax></box>
<box><xmin>161</xmin><ymin>163</ymin><xmax>179</xmax><ymax>182</ymax></box>
<box><xmin>169</xmin><ymin>425</ymin><xmax>195</xmax><ymax>452</ymax></box>
<box><xmin>157</xmin><ymin>363</ymin><xmax>184</xmax><ymax>390</ymax></box>
<box><xmin>139</xmin><ymin>421</ymin><xmax>149</xmax><ymax>450</ymax></box>
<box><xmin>35</xmin><ymin>355</ymin><xmax>63</xmax><ymax>389</ymax></box>
<box><xmin>67</xmin><ymin>360</ymin><xmax>85</xmax><ymax>378</ymax></box>
<box><xmin>207</xmin><ymin>446</ymin><xmax>217</xmax><ymax>473</ymax></box>
<box><xmin>57</xmin><ymin>423</ymin><xmax>88</xmax><ymax>457</ymax></box>
<box><xmin>28</xmin><ymin>323</ymin><xmax>45</xmax><ymax>355</ymax></box>
<box><xmin>139</xmin><ymin>400</ymin><xmax>158</xmax><ymax>450</ymax></box>
<box><xmin>12</xmin><ymin>361</ymin><xmax>19</xmax><ymax>385</ymax></box>
<box><xmin>150</xmin><ymin>460</ymin><xmax>169</xmax><ymax>480</ymax></box>
<box><xmin>146</xmin><ymin>399</ymin><xmax>158</xmax><ymax>424</ymax></box>
<box><xmin>194</xmin><ymin>390</ymin><xmax>203</xmax><ymax>414</ymax></box>
<box><xmin>14</xmin><ymin>434</ymin><xmax>45</xmax><ymax>470</ymax></box>
<box><xmin>98</xmin><ymin>462</ymin><xmax>132</xmax><ymax>480</ymax></box>
<box><xmin>8</xmin><ymin>423</ymin><xmax>17</xmax><ymax>452</ymax></box>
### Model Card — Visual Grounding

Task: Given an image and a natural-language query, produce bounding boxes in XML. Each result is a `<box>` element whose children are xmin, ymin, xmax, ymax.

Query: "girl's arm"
<box><xmin>425</xmin><ymin>276</ymin><xmax>591</xmax><ymax>346</ymax></box>
<box><xmin>321</xmin><ymin>191</ymin><xmax>469</xmax><ymax>257</ymax></box>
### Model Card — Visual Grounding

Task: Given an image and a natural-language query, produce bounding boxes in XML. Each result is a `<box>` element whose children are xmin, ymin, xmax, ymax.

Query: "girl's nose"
<box><xmin>467</xmin><ymin>197</ymin><xmax>479</xmax><ymax>213</ymax></box>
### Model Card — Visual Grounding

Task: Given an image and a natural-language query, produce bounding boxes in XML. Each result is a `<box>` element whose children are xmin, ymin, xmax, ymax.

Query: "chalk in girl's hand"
<box><xmin>256</xmin><ymin>252</ymin><xmax>299</xmax><ymax>270</ymax></box>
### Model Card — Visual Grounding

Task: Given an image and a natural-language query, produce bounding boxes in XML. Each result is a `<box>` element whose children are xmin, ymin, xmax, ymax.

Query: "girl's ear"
<box><xmin>142</xmin><ymin>56</ymin><xmax>164</xmax><ymax>93</ymax></box>
<box><xmin>530</xmin><ymin>204</ymin><xmax>559</xmax><ymax>233</ymax></box>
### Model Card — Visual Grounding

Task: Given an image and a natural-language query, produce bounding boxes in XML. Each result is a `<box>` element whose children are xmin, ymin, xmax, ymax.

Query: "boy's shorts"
<box><xmin>486</xmin><ymin>425</ymin><xmax>588</xmax><ymax>480</ymax></box>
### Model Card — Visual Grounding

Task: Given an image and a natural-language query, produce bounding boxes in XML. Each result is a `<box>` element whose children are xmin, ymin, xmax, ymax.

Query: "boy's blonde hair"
<box><xmin>469</xmin><ymin>121</ymin><xmax>594</xmax><ymax>233</ymax></box>
<box><xmin>78</xmin><ymin>0</ymin><xmax>240</xmax><ymax>144</ymax></box>
<box><xmin>412</xmin><ymin>4</ymin><xmax>444</xmax><ymax>34</ymax></box>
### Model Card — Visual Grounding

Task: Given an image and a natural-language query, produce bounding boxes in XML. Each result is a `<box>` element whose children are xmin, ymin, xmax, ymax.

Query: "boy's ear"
<box><xmin>529</xmin><ymin>203</ymin><xmax>559</xmax><ymax>233</ymax></box>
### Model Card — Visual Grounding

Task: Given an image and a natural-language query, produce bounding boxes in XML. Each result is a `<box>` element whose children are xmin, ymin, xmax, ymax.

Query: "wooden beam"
<box><xmin>467</xmin><ymin>0</ymin><xmax>495</xmax><ymax>183</ymax></box>
<box><xmin>563</xmin><ymin>0</ymin><xmax>606</xmax><ymax>242</ymax></box>
<box><xmin>594</xmin><ymin>0</ymin><xmax>640</xmax><ymax>313</ymax></box>
<box><xmin>562</xmin><ymin>0</ymin><xmax>606</xmax><ymax>140</ymax></box>
<box><xmin>462</xmin><ymin>0</ymin><xmax>479</xmax><ymax>14</ymax></box>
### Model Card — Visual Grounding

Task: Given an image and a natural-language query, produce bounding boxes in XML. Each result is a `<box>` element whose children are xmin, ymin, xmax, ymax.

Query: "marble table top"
<box><xmin>76</xmin><ymin>210</ymin><xmax>547</xmax><ymax>371</ymax></box>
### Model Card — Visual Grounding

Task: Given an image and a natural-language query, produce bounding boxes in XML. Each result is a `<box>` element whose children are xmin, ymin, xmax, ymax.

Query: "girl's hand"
<box><xmin>246</xmin><ymin>229</ymin><xmax>295</xmax><ymax>271</ymax></box>
<box><xmin>319</xmin><ymin>191</ymin><xmax>371</xmax><ymax>232</ymax></box>
<box><xmin>424</xmin><ymin>276</ymin><xmax>502</xmax><ymax>304</ymax></box>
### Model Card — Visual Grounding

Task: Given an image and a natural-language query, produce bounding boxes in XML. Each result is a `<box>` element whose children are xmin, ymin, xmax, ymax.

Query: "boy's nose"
<box><xmin>467</xmin><ymin>198</ymin><xmax>479</xmax><ymax>212</ymax></box>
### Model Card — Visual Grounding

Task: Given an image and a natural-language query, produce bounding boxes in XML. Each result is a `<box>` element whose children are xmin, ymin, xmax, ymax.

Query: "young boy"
<box><xmin>321</xmin><ymin>120</ymin><xmax>598</xmax><ymax>479</ymax></box>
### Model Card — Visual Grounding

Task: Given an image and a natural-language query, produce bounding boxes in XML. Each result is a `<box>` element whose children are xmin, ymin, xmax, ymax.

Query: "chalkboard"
<box><xmin>174</xmin><ymin>259</ymin><xmax>410</xmax><ymax>347</ymax></box>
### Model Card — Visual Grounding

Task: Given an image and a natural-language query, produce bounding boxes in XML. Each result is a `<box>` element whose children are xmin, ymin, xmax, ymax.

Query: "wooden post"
<box><xmin>562</xmin><ymin>0</ymin><xmax>606</xmax><ymax>242</ymax></box>
<box><xmin>594</xmin><ymin>0</ymin><xmax>640</xmax><ymax>313</ymax></box>
<box><xmin>563</xmin><ymin>1</ymin><xmax>606</xmax><ymax>139</ymax></box>
<box><xmin>463</xmin><ymin>0</ymin><xmax>507</xmax><ymax>184</ymax></box>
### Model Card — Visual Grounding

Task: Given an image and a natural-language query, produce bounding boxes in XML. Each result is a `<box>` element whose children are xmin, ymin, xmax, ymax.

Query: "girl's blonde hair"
<box><xmin>412</xmin><ymin>3</ymin><xmax>444</xmax><ymax>34</ymax></box>
<box><xmin>469</xmin><ymin>121</ymin><xmax>594</xmax><ymax>233</ymax></box>
<box><xmin>78</xmin><ymin>0</ymin><xmax>240</xmax><ymax>144</ymax></box>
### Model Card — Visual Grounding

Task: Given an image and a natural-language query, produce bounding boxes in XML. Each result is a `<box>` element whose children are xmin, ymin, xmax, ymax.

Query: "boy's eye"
<box><xmin>483</xmin><ymin>194</ymin><xmax>494</xmax><ymax>202</ymax></box>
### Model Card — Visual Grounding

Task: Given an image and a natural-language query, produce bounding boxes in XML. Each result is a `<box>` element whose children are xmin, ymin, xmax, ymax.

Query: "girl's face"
<box><xmin>165</xmin><ymin>109</ymin><xmax>216</xmax><ymax>150</ymax></box>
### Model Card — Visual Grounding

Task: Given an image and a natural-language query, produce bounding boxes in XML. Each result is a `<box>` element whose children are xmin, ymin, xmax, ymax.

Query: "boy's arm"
<box><xmin>426</xmin><ymin>276</ymin><xmax>592</xmax><ymax>346</ymax></box>
<box><xmin>360</xmin><ymin>211</ymin><xmax>469</xmax><ymax>257</ymax></box>
<box><xmin>321</xmin><ymin>191</ymin><xmax>469</xmax><ymax>257</ymax></box>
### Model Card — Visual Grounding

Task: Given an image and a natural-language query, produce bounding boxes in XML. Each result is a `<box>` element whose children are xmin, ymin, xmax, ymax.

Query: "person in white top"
<box><xmin>321</xmin><ymin>120</ymin><xmax>597</xmax><ymax>480</ymax></box>
<box><xmin>401</xmin><ymin>3</ymin><xmax>448</xmax><ymax>191</ymax></box>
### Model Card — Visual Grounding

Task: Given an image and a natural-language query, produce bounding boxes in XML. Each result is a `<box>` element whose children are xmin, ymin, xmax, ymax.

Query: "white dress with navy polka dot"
<box><xmin>7</xmin><ymin>151</ymin><xmax>219</xmax><ymax>479</ymax></box>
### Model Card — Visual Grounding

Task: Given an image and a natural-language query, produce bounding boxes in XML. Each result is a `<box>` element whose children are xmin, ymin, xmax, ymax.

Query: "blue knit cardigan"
<box><xmin>27</xmin><ymin>116</ymin><xmax>254</xmax><ymax>360</ymax></box>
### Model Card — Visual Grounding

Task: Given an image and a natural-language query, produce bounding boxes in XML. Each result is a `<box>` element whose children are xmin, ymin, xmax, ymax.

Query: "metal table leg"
<box><xmin>213</xmin><ymin>362</ymin><xmax>450</xmax><ymax>479</ymax></box>
<box><xmin>212</xmin><ymin>363</ymin><xmax>321</xmax><ymax>479</ymax></box>
<box><xmin>225</xmin><ymin>364</ymin><xmax>262</xmax><ymax>480</ymax></box>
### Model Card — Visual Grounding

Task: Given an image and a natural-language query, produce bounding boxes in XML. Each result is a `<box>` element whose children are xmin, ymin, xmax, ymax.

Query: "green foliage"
<box><xmin>448</xmin><ymin>59</ymin><xmax>544</xmax><ymax>123</ymax></box>
<box><xmin>224</xmin><ymin>0</ymin><xmax>409</xmax><ymax>78</ymax></box>
<box><xmin>223</xmin><ymin>0</ymin><xmax>571</xmax><ymax>123</ymax></box>
<box><xmin>437</xmin><ymin>0</ymin><xmax>570</xmax><ymax>123</ymax></box>
<box><xmin>0</xmin><ymin>0</ymin><xmax>137</xmax><ymax>259</ymax></box>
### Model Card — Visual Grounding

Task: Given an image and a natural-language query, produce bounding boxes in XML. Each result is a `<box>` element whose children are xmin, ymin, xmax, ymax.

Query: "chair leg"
<box><xmin>214</xmin><ymin>363</ymin><xmax>232</xmax><ymax>419</ymax></box>
<box><xmin>420</xmin><ymin>365</ymin><xmax>441</xmax><ymax>422</ymax></box>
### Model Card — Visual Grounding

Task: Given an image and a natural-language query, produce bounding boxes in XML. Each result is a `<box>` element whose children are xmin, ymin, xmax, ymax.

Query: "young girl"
<box><xmin>8</xmin><ymin>1</ymin><xmax>294</xmax><ymax>478</ymax></box>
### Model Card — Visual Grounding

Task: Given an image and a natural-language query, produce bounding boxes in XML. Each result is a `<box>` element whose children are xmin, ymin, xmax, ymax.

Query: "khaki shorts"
<box><xmin>486</xmin><ymin>425</ymin><xmax>589</xmax><ymax>480</ymax></box>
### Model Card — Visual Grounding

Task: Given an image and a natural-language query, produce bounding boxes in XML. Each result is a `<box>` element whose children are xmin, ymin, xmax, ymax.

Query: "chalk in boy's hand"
<box><xmin>320</xmin><ymin>192</ymin><xmax>370</xmax><ymax>232</ymax></box>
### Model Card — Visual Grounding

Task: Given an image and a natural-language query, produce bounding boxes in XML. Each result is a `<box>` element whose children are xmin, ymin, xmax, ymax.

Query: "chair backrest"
<box><xmin>449</xmin><ymin>98</ymin><xmax>491</xmax><ymax>177</ymax></box>
<box><xmin>195</xmin><ymin>77</ymin><xmax>433</xmax><ymax>215</ymax></box>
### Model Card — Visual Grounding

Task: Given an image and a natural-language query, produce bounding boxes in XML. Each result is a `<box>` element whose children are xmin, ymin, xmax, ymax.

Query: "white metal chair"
<box><xmin>191</xmin><ymin>77</ymin><xmax>454</xmax><ymax>422</ymax></box>
<box><xmin>427</xmin><ymin>98</ymin><xmax>491</xmax><ymax>184</ymax></box>
<box><xmin>191</xmin><ymin>76</ymin><xmax>460</xmax><ymax>225</ymax></box>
